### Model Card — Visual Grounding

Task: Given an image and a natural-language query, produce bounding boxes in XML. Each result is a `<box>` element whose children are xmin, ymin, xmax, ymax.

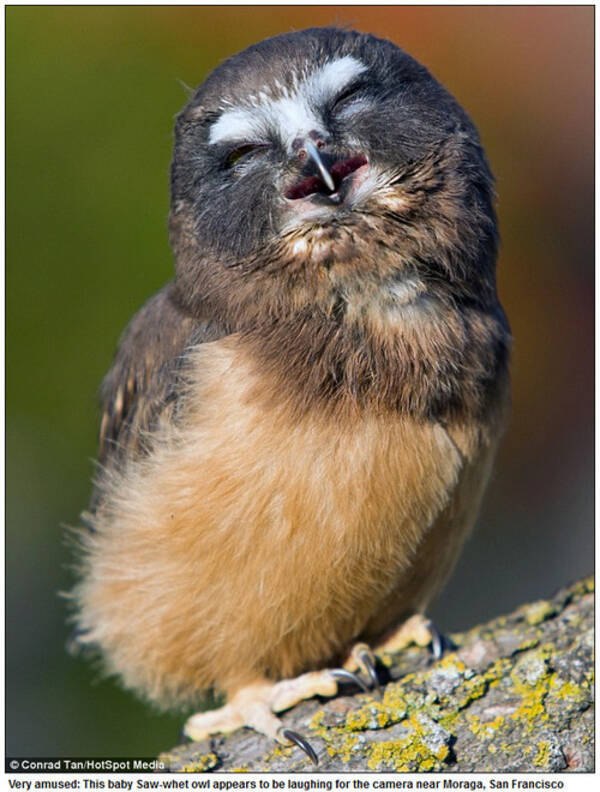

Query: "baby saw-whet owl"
<box><xmin>71</xmin><ymin>27</ymin><xmax>510</xmax><ymax>763</ymax></box>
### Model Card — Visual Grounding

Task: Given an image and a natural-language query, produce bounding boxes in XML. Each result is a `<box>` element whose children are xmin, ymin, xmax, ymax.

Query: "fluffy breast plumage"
<box><xmin>73</xmin><ymin>334</ymin><xmax>507</xmax><ymax>707</ymax></box>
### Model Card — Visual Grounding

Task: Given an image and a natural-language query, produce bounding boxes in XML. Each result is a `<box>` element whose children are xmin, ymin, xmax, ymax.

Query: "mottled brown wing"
<box><xmin>95</xmin><ymin>281</ymin><xmax>227</xmax><ymax>481</ymax></box>
<box><xmin>74</xmin><ymin>283</ymin><xmax>228</xmax><ymax>646</ymax></box>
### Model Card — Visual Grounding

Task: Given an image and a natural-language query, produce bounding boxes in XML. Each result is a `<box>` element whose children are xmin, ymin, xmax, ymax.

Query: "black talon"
<box><xmin>358</xmin><ymin>651</ymin><xmax>381</xmax><ymax>692</ymax></box>
<box><xmin>282</xmin><ymin>729</ymin><xmax>319</xmax><ymax>766</ymax></box>
<box><xmin>426</xmin><ymin>620</ymin><xmax>446</xmax><ymax>660</ymax></box>
<box><xmin>331</xmin><ymin>667</ymin><xmax>370</xmax><ymax>693</ymax></box>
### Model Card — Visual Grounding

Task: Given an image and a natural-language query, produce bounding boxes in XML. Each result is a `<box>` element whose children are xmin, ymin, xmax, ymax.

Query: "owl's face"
<box><xmin>171</xmin><ymin>28</ymin><xmax>498</xmax><ymax>325</ymax></box>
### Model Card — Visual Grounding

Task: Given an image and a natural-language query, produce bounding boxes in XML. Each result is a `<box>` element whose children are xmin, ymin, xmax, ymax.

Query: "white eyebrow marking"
<box><xmin>309</xmin><ymin>56</ymin><xmax>367</xmax><ymax>100</ymax></box>
<box><xmin>207</xmin><ymin>109</ymin><xmax>264</xmax><ymax>145</ymax></box>
<box><xmin>208</xmin><ymin>55</ymin><xmax>367</xmax><ymax>148</ymax></box>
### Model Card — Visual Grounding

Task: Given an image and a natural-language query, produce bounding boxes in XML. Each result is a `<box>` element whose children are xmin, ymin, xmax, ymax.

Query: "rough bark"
<box><xmin>159</xmin><ymin>577</ymin><xmax>594</xmax><ymax>772</ymax></box>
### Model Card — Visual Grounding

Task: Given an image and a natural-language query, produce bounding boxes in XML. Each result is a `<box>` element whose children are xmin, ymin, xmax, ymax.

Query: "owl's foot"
<box><xmin>183</xmin><ymin>667</ymin><xmax>368</xmax><ymax>765</ymax></box>
<box><xmin>376</xmin><ymin>614</ymin><xmax>448</xmax><ymax>660</ymax></box>
<box><xmin>340</xmin><ymin>617</ymin><xmax>449</xmax><ymax>690</ymax></box>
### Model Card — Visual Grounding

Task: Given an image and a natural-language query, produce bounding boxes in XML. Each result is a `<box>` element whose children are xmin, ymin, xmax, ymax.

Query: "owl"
<box><xmin>70</xmin><ymin>27</ymin><xmax>510</xmax><ymax>763</ymax></box>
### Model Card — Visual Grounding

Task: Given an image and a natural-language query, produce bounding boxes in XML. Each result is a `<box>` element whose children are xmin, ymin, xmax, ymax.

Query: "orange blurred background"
<box><xmin>6</xmin><ymin>6</ymin><xmax>593</xmax><ymax>756</ymax></box>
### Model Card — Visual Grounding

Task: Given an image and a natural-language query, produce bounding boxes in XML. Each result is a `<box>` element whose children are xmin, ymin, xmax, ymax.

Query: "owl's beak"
<box><xmin>304</xmin><ymin>140</ymin><xmax>335</xmax><ymax>192</ymax></box>
<box><xmin>285</xmin><ymin>149</ymin><xmax>368</xmax><ymax>202</ymax></box>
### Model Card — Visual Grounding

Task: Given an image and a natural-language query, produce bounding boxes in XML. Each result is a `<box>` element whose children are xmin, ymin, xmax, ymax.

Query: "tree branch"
<box><xmin>159</xmin><ymin>577</ymin><xmax>594</xmax><ymax>772</ymax></box>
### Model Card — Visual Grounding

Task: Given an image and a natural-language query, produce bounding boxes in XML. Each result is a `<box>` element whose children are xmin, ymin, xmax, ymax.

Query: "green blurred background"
<box><xmin>6</xmin><ymin>6</ymin><xmax>593</xmax><ymax>757</ymax></box>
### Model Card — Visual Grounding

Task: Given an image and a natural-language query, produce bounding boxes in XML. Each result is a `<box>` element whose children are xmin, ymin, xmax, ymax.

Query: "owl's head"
<box><xmin>170</xmin><ymin>28</ymin><xmax>498</xmax><ymax>328</ymax></box>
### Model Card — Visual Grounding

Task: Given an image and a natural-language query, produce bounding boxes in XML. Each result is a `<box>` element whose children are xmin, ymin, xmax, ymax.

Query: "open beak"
<box><xmin>305</xmin><ymin>140</ymin><xmax>335</xmax><ymax>193</ymax></box>
<box><xmin>285</xmin><ymin>149</ymin><xmax>368</xmax><ymax>202</ymax></box>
